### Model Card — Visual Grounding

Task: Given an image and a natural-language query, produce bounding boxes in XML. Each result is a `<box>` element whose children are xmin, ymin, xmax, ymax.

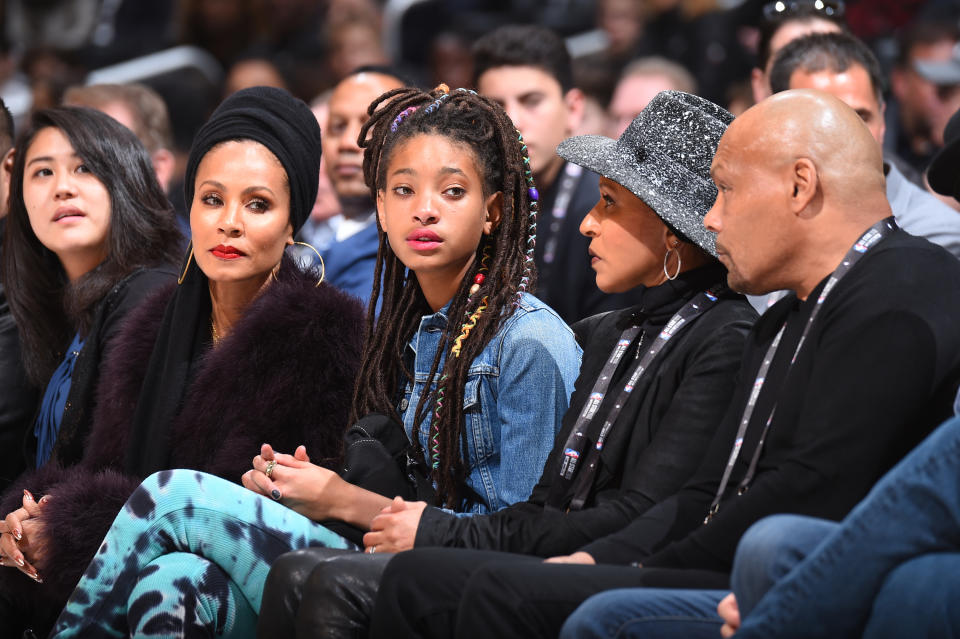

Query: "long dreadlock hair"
<box><xmin>349</xmin><ymin>85</ymin><xmax>538</xmax><ymax>508</ymax></box>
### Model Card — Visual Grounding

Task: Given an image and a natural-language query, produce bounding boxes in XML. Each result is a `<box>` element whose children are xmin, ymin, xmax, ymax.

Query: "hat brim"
<box><xmin>557</xmin><ymin>135</ymin><xmax>718</xmax><ymax>257</ymax></box>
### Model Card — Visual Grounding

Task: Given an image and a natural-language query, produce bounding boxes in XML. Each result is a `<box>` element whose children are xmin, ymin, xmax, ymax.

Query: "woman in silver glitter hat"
<box><xmin>275</xmin><ymin>92</ymin><xmax>761</xmax><ymax>639</ymax></box>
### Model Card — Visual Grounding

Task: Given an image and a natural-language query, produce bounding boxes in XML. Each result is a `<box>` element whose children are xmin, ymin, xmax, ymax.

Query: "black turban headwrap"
<box><xmin>125</xmin><ymin>86</ymin><xmax>323</xmax><ymax>476</ymax></box>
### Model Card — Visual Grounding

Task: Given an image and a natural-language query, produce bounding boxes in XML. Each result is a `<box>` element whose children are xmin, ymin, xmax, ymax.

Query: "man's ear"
<box><xmin>564</xmin><ymin>88</ymin><xmax>586</xmax><ymax>135</ymax></box>
<box><xmin>791</xmin><ymin>157</ymin><xmax>820</xmax><ymax>217</ymax></box>
<box><xmin>483</xmin><ymin>191</ymin><xmax>503</xmax><ymax>235</ymax></box>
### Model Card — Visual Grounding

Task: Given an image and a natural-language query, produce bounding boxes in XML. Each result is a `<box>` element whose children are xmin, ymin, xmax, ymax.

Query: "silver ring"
<box><xmin>265</xmin><ymin>460</ymin><xmax>277</xmax><ymax>479</ymax></box>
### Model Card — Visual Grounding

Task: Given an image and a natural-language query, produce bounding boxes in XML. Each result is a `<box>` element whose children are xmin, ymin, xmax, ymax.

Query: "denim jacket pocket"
<box><xmin>462</xmin><ymin>375</ymin><xmax>494</xmax><ymax>468</ymax></box>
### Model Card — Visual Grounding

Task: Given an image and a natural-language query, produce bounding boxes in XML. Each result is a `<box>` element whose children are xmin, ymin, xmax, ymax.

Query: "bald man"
<box><xmin>370</xmin><ymin>90</ymin><xmax>960</xmax><ymax>639</ymax></box>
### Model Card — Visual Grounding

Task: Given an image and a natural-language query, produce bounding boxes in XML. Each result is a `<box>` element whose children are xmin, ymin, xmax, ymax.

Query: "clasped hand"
<box><xmin>241</xmin><ymin>443</ymin><xmax>345</xmax><ymax>521</ymax></box>
<box><xmin>0</xmin><ymin>490</ymin><xmax>49</xmax><ymax>582</ymax></box>
<box><xmin>362</xmin><ymin>496</ymin><xmax>427</xmax><ymax>553</ymax></box>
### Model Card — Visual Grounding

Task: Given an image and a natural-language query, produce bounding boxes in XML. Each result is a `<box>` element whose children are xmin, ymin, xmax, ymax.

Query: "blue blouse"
<box><xmin>34</xmin><ymin>331</ymin><xmax>84</xmax><ymax>467</ymax></box>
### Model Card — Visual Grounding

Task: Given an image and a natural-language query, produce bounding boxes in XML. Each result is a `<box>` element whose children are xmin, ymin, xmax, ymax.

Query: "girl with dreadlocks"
<box><xmin>47</xmin><ymin>85</ymin><xmax>580</xmax><ymax>638</ymax></box>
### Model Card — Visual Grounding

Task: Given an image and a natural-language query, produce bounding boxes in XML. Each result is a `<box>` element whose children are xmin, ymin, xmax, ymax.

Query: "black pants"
<box><xmin>258</xmin><ymin>547</ymin><xmax>392</xmax><ymax>639</ymax></box>
<box><xmin>370</xmin><ymin>548</ymin><xmax>730</xmax><ymax>639</ymax></box>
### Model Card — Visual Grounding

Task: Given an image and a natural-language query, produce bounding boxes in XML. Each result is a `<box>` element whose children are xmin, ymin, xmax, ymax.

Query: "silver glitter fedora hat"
<box><xmin>557</xmin><ymin>90</ymin><xmax>733</xmax><ymax>257</ymax></box>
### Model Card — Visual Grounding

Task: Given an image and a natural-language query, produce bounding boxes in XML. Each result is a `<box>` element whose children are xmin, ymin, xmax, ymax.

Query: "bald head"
<box><xmin>738</xmin><ymin>90</ymin><xmax>885</xmax><ymax>204</ymax></box>
<box><xmin>705</xmin><ymin>89</ymin><xmax>892</xmax><ymax>299</ymax></box>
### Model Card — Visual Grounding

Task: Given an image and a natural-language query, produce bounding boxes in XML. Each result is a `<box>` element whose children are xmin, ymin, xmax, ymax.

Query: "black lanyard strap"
<box><xmin>704</xmin><ymin>217</ymin><xmax>897</xmax><ymax>524</ymax></box>
<box><xmin>542</xmin><ymin>162</ymin><xmax>581</xmax><ymax>266</ymax></box>
<box><xmin>559</xmin><ymin>288</ymin><xmax>722</xmax><ymax>510</ymax></box>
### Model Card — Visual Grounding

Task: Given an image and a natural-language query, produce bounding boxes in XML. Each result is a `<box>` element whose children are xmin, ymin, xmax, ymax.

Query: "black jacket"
<box><xmin>0</xmin><ymin>266</ymin><xmax>176</xmax><ymax>489</ymax></box>
<box><xmin>415</xmin><ymin>265</ymin><xmax>757</xmax><ymax>557</ymax></box>
<box><xmin>0</xmin><ymin>243</ymin><xmax>38</xmax><ymax>490</ymax></box>
<box><xmin>583</xmin><ymin>230</ymin><xmax>960</xmax><ymax>572</ymax></box>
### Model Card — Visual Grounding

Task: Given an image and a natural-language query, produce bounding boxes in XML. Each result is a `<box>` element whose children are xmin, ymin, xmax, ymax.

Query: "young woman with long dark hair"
<box><xmin>1</xmin><ymin>106</ymin><xmax>181</xmax><ymax>475</ymax></box>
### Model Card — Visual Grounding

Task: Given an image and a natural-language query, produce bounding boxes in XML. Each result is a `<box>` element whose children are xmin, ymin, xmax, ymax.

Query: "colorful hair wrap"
<box><xmin>428</xmin><ymin>243</ymin><xmax>492</xmax><ymax>469</ymax></box>
<box><xmin>516</xmin><ymin>129</ymin><xmax>538</xmax><ymax>306</ymax></box>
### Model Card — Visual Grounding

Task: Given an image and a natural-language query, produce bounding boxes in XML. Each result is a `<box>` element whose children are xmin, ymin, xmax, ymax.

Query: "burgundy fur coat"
<box><xmin>0</xmin><ymin>267</ymin><xmax>364</xmax><ymax>632</ymax></box>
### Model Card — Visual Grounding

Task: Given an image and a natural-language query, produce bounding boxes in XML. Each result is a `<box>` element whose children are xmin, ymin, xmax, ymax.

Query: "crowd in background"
<box><xmin>5</xmin><ymin>0</ymin><xmax>960</xmax><ymax>214</ymax></box>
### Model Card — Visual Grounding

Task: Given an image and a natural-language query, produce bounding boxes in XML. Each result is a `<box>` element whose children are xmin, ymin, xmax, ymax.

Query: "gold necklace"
<box><xmin>211</xmin><ymin>317</ymin><xmax>221</xmax><ymax>346</ymax></box>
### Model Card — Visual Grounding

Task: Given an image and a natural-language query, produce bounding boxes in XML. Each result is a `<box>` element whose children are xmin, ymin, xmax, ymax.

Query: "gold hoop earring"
<box><xmin>663</xmin><ymin>246</ymin><xmax>681</xmax><ymax>281</ymax></box>
<box><xmin>292</xmin><ymin>241</ymin><xmax>326</xmax><ymax>287</ymax></box>
<box><xmin>177</xmin><ymin>243</ymin><xmax>194</xmax><ymax>285</ymax></box>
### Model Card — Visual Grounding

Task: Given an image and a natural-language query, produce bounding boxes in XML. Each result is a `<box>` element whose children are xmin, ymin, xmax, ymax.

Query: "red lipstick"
<box><xmin>211</xmin><ymin>244</ymin><xmax>246</xmax><ymax>259</ymax></box>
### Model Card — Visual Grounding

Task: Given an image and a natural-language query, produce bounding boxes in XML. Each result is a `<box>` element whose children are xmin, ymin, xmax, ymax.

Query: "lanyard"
<box><xmin>542</xmin><ymin>163</ymin><xmax>582</xmax><ymax>266</ymax></box>
<box><xmin>703</xmin><ymin>217</ymin><xmax>897</xmax><ymax>524</ymax></box>
<box><xmin>558</xmin><ymin>289</ymin><xmax>721</xmax><ymax>510</ymax></box>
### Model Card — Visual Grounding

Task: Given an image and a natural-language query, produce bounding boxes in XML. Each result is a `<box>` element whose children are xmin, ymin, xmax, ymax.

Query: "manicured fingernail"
<box><xmin>271</xmin><ymin>489</ymin><xmax>282</xmax><ymax>501</ymax></box>
<box><xmin>23</xmin><ymin>490</ymin><xmax>33</xmax><ymax>501</ymax></box>
<box><xmin>15</xmin><ymin>557</ymin><xmax>23</xmax><ymax>567</ymax></box>
<box><xmin>39</xmin><ymin>495</ymin><xmax>50</xmax><ymax>505</ymax></box>
<box><xmin>13</xmin><ymin>529</ymin><xmax>21</xmax><ymax>541</ymax></box>
<box><xmin>31</xmin><ymin>572</ymin><xmax>42</xmax><ymax>583</ymax></box>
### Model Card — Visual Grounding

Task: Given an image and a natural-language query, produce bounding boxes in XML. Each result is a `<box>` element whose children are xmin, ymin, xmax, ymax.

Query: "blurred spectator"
<box><xmin>6</xmin><ymin>0</ymin><xmax>105</xmax><ymax>52</ymax></box>
<box><xmin>178</xmin><ymin>0</ymin><xmax>268</xmax><ymax>67</ymax></box>
<box><xmin>608</xmin><ymin>57</ymin><xmax>696</xmax><ymax>136</ymax></box>
<box><xmin>429</xmin><ymin>31</ymin><xmax>474</xmax><ymax>92</ymax></box>
<box><xmin>726</xmin><ymin>77</ymin><xmax>755</xmax><ymax>115</ymax></box>
<box><xmin>571</xmin><ymin>57</ymin><xmax>616</xmax><ymax>137</ymax></box>
<box><xmin>889</xmin><ymin>19</ymin><xmax>960</xmax><ymax>178</ymax></box>
<box><xmin>599</xmin><ymin>0</ymin><xmax>647</xmax><ymax>62</ymax></box>
<box><xmin>751</xmin><ymin>0</ymin><xmax>845</xmax><ymax>103</ymax></box>
<box><xmin>294</xmin><ymin>93</ymin><xmax>342</xmax><ymax>260</ymax></box>
<box><xmin>224</xmin><ymin>53</ymin><xmax>289</xmax><ymax>96</ymax></box>
<box><xmin>5</xmin><ymin>0</ymin><xmax>175</xmax><ymax>69</ymax></box>
<box><xmin>22</xmin><ymin>49</ymin><xmax>87</xmax><ymax>112</ymax></box>
<box><xmin>0</xmin><ymin>96</ymin><xmax>38</xmax><ymax>492</ymax></box>
<box><xmin>321</xmin><ymin>67</ymin><xmax>406</xmax><ymax>305</ymax></box>
<box><xmin>63</xmin><ymin>83</ymin><xmax>176</xmax><ymax>193</ymax></box>
<box><xmin>324</xmin><ymin>14</ymin><xmax>390</xmax><ymax>85</ymax></box>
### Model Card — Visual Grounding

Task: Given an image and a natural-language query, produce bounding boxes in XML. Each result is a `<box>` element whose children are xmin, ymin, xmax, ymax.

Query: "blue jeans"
<box><xmin>558</xmin><ymin>588</ymin><xmax>728</xmax><ymax>639</ymax></box>
<box><xmin>735</xmin><ymin>414</ymin><xmax>960</xmax><ymax>638</ymax></box>
<box><xmin>552</xmin><ymin>515</ymin><xmax>831</xmax><ymax>639</ymax></box>
<box><xmin>49</xmin><ymin>470</ymin><xmax>354</xmax><ymax>638</ymax></box>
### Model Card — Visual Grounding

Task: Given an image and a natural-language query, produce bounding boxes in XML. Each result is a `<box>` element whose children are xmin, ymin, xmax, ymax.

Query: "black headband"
<box><xmin>183</xmin><ymin>86</ymin><xmax>322</xmax><ymax>234</ymax></box>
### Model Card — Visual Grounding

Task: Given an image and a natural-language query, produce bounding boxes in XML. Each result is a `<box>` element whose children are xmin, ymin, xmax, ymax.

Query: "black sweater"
<box><xmin>583</xmin><ymin>230</ymin><xmax>960</xmax><ymax>571</ymax></box>
<box><xmin>415</xmin><ymin>264</ymin><xmax>757</xmax><ymax>556</ymax></box>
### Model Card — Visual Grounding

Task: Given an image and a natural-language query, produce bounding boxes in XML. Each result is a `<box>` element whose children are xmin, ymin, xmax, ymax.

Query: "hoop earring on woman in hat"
<box><xmin>663</xmin><ymin>243</ymin><xmax>682</xmax><ymax>281</ymax></box>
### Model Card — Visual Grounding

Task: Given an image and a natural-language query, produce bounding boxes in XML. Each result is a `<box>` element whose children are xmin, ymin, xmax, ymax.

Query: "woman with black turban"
<box><xmin>0</xmin><ymin>86</ymin><xmax>365</xmax><ymax>637</ymax></box>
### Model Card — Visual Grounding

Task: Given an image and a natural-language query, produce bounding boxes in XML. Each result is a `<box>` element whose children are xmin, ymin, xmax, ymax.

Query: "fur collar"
<box><xmin>86</xmin><ymin>266</ymin><xmax>365</xmax><ymax>478</ymax></box>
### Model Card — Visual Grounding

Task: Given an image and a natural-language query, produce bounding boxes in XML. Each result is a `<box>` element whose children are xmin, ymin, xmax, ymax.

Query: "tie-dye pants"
<box><xmin>50</xmin><ymin>469</ymin><xmax>356</xmax><ymax>638</ymax></box>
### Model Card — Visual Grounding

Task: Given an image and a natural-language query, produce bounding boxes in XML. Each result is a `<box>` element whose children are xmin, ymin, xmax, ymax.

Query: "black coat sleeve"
<box><xmin>583</xmin><ymin>281</ymin><xmax>955</xmax><ymax>569</ymax></box>
<box><xmin>415</xmin><ymin>302</ymin><xmax>754</xmax><ymax>556</ymax></box>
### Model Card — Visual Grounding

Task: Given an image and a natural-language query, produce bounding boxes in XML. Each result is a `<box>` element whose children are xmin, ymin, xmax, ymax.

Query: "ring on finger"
<box><xmin>265</xmin><ymin>460</ymin><xmax>277</xmax><ymax>479</ymax></box>
<box><xmin>367</xmin><ymin>545</ymin><xmax>377</xmax><ymax>554</ymax></box>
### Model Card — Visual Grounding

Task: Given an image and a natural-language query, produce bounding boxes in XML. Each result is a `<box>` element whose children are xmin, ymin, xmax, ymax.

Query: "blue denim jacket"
<box><xmin>398</xmin><ymin>292</ymin><xmax>581</xmax><ymax>514</ymax></box>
